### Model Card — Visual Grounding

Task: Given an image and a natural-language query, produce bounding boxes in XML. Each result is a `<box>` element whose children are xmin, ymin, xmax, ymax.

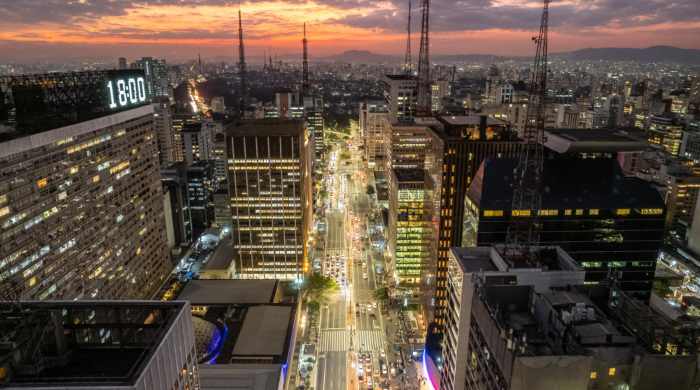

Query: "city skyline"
<box><xmin>1</xmin><ymin>0</ymin><xmax>700</xmax><ymax>61</ymax></box>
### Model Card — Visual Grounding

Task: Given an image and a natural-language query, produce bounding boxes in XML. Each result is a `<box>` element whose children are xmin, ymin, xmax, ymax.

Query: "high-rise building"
<box><xmin>118</xmin><ymin>56</ymin><xmax>128</xmax><ymax>70</ymax></box>
<box><xmin>186</xmin><ymin>161</ymin><xmax>214</xmax><ymax>239</ymax></box>
<box><xmin>225</xmin><ymin>119</ymin><xmax>312</xmax><ymax>280</ymax></box>
<box><xmin>436</xmin><ymin>245</ymin><xmax>699</xmax><ymax>390</ymax></box>
<box><xmin>304</xmin><ymin>96</ymin><xmax>325</xmax><ymax>174</ymax></box>
<box><xmin>181</xmin><ymin>120</ymin><xmax>214</xmax><ymax>166</ymax></box>
<box><xmin>274</xmin><ymin>90</ymin><xmax>302</xmax><ymax>119</ymax></box>
<box><xmin>648</xmin><ymin>114</ymin><xmax>683</xmax><ymax>156</ymax></box>
<box><xmin>431</xmin><ymin>79</ymin><xmax>450</xmax><ymax>113</ymax></box>
<box><xmin>0</xmin><ymin>70</ymin><xmax>171</xmax><ymax>300</ymax></box>
<box><xmin>388</xmin><ymin>169</ymin><xmax>435</xmax><ymax>298</ymax></box>
<box><xmin>131</xmin><ymin>57</ymin><xmax>170</xmax><ymax>98</ymax></box>
<box><xmin>152</xmin><ymin>96</ymin><xmax>175</xmax><ymax>165</ymax></box>
<box><xmin>0</xmin><ymin>301</ymin><xmax>200</xmax><ymax>390</ymax></box>
<box><xmin>171</xmin><ymin>114</ymin><xmax>200</xmax><ymax>163</ymax></box>
<box><xmin>360</xmin><ymin>100</ymin><xmax>389</xmax><ymax>170</ymax></box>
<box><xmin>161</xmin><ymin>163</ymin><xmax>192</xmax><ymax>247</ymax></box>
<box><xmin>429</xmin><ymin>115</ymin><xmax>521</xmax><ymax>336</ymax></box>
<box><xmin>463</xmin><ymin>157</ymin><xmax>665</xmax><ymax>300</ymax></box>
<box><xmin>382</xmin><ymin>74</ymin><xmax>417</xmax><ymax>122</ymax></box>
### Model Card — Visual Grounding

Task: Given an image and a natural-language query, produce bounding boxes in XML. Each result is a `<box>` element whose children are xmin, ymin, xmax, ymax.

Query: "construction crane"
<box><xmin>302</xmin><ymin>23</ymin><xmax>310</xmax><ymax>97</ymax></box>
<box><xmin>503</xmin><ymin>0</ymin><xmax>550</xmax><ymax>262</ymax></box>
<box><xmin>237</xmin><ymin>8</ymin><xmax>248</xmax><ymax>119</ymax></box>
<box><xmin>403</xmin><ymin>0</ymin><xmax>412</xmax><ymax>74</ymax></box>
<box><xmin>415</xmin><ymin>0</ymin><xmax>431</xmax><ymax>116</ymax></box>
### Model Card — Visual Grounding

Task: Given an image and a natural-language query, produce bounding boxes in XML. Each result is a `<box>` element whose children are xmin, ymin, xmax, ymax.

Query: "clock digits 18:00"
<box><xmin>107</xmin><ymin>77</ymin><xmax>147</xmax><ymax>109</ymax></box>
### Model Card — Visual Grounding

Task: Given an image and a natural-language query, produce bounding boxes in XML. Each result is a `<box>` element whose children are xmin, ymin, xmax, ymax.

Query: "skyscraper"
<box><xmin>0</xmin><ymin>70</ymin><xmax>171</xmax><ymax>300</ymax></box>
<box><xmin>152</xmin><ymin>96</ymin><xmax>175</xmax><ymax>165</ymax></box>
<box><xmin>225</xmin><ymin>119</ymin><xmax>312</xmax><ymax>280</ymax></box>
<box><xmin>382</xmin><ymin>74</ymin><xmax>417</xmax><ymax>122</ymax></box>
<box><xmin>131</xmin><ymin>56</ymin><xmax>170</xmax><ymax>98</ymax></box>
<box><xmin>360</xmin><ymin>100</ymin><xmax>390</xmax><ymax>170</ymax></box>
<box><xmin>304</xmin><ymin>95</ymin><xmax>325</xmax><ymax>175</ymax></box>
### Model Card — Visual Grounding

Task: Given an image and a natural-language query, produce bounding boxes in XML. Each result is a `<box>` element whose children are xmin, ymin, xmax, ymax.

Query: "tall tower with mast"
<box><xmin>237</xmin><ymin>8</ymin><xmax>248</xmax><ymax>118</ymax></box>
<box><xmin>403</xmin><ymin>0</ymin><xmax>413</xmax><ymax>74</ymax></box>
<box><xmin>415</xmin><ymin>0</ymin><xmax>431</xmax><ymax>116</ymax></box>
<box><xmin>503</xmin><ymin>0</ymin><xmax>551</xmax><ymax>262</ymax></box>
<box><xmin>302</xmin><ymin>23</ymin><xmax>310</xmax><ymax>97</ymax></box>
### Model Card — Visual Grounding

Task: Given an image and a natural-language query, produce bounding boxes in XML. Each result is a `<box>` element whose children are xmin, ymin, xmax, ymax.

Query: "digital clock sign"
<box><xmin>106</xmin><ymin>76</ymin><xmax>147</xmax><ymax>109</ymax></box>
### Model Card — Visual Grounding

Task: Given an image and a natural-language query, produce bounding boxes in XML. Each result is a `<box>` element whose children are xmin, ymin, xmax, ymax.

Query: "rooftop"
<box><xmin>468</xmin><ymin>157</ymin><xmax>664</xmax><ymax>210</ymax></box>
<box><xmin>178</xmin><ymin>279</ymin><xmax>279</xmax><ymax>305</ymax></box>
<box><xmin>233</xmin><ymin>306</ymin><xmax>293</xmax><ymax>357</ymax></box>
<box><xmin>393</xmin><ymin>168</ymin><xmax>425</xmax><ymax>183</ymax></box>
<box><xmin>0</xmin><ymin>70</ymin><xmax>149</xmax><ymax>143</ymax></box>
<box><xmin>451</xmin><ymin>245</ymin><xmax>582</xmax><ymax>274</ymax></box>
<box><xmin>224</xmin><ymin>119</ymin><xmax>304</xmax><ymax>137</ymax></box>
<box><xmin>544</xmin><ymin>128</ymin><xmax>648</xmax><ymax>154</ymax></box>
<box><xmin>438</xmin><ymin>115</ymin><xmax>507</xmax><ymax>127</ymax></box>
<box><xmin>202</xmin><ymin>237</ymin><xmax>236</xmax><ymax>272</ymax></box>
<box><xmin>0</xmin><ymin>301</ymin><xmax>186</xmax><ymax>387</ymax></box>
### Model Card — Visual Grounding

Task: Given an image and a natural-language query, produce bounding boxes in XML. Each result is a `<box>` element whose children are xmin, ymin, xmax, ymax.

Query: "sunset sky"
<box><xmin>1</xmin><ymin>0</ymin><xmax>699</xmax><ymax>62</ymax></box>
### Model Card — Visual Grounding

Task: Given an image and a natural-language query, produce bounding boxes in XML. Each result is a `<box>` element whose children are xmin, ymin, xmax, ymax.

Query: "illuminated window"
<box><xmin>575</xmin><ymin>209</ymin><xmax>584</xmax><ymax>216</ymax></box>
<box><xmin>92</xmin><ymin>175</ymin><xmax>100</xmax><ymax>183</ymax></box>
<box><xmin>640</xmin><ymin>208</ymin><xmax>663</xmax><ymax>215</ymax></box>
<box><xmin>608</xmin><ymin>367</ymin><xmax>616</xmax><ymax>376</ymax></box>
<box><xmin>538</xmin><ymin>209</ymin><xmax>558</xmax><ymax>216</ymax></box>
<box><xmin>0</xmin><ymin>206</ymin><xmax>9</xmax><ymax>218</ymax></box>
<box><xmin>483</xmin><ymin>210</ymin><xmax>504</xmax><ymax>217</ymax></box>
<box><xmin>590</xmin><ymin>371</ymin><xmax>598</xmax><ymax>380</ymax></box>
<box><xmin>564</xmin><ymin>209</ymin><xmax>572</xmax><ymax>216</ymax></box>
<box><xmin>512</xmin><ymin>210</ymin><xmax>531</xmax><ymax>217</ymax></box>
<box><xmin>616</xmin><ymin>208</ymin><xmax>630</xmax><ymax>216</ymax></box>
<box><xmin>37</xmin><ymin>178</ymin><xmax>48</xmax><ymax>189</ymax></box>
<box><xmin>589</xmin><ymin>209</ymin><xmax>599</xmax><ymax>216</ymax></box>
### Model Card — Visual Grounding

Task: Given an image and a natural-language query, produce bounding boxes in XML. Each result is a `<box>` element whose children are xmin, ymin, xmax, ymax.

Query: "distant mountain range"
<box><xmin>319</xmin><ymin>46</ymin><xmax>700</xmax><ymax>65</ymax></box>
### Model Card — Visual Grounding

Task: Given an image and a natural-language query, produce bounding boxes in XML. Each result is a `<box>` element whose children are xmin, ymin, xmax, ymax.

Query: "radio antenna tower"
<box><xmin>237</xmin><ymin>8</ymin><xmax>248</xmax><ymax>119</ymax></box>
<box><xmin>415</xmin><ymin>0</ymin><xmax>431</xmax><ymax>116</ymax></box>
<box><xmin>403</xmin><ymin>0</ymin><xmax>412</xmax><ymax>74</ymax></box>
<box><xmin>302</xmin><ymin>23</ymin><xmax>310</xmax><ymax>97</ymax></box>
<box><xmin>504</xmin><ymin>0</ymin><xmax>550</xmax><ymax>262</ymax></box>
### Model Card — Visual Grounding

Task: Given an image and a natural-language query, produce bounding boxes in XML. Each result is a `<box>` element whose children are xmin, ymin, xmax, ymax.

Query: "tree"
<box><xmin>366</xmin><ymin>185</ymin><xmax>376</xmax><ymax>196</ymax></box>
<box><xmin>374</xmin><ymin>287</ymin><xmax>389</xmax><ymax>302</ymax></box>
<box><xmin>303</xmin><ymin>273</ymin><xmax>339</xmax><ymax>304</ymax></box>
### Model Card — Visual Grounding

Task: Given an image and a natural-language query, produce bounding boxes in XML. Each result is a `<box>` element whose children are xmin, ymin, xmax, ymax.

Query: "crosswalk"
<box><xmin>319</xmin><ymin>329</ymin><xmax>351</xmax><ymax>352</ymax></box>
<box><xmin>355</xmin><ymin>330</ymin><xmax>384</xmax><ymax>352</ymax></box>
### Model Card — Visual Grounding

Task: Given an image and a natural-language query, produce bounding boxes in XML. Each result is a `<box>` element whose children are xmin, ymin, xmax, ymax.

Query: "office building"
<box><xmin>0</xmin><ymin>70</ymin><xmax>171</xmax><ymax>300</ymax></box>
<box><xmin>463</xmin><ymin>157</ymin><xmax>665</xmax><ymax>300</ymax></box>
<box><xmin>431</xmin><ymin>79</ymin><xmax>450</xmax><ymax>113</ymax></box>
<box><xmin>212</xmin><ymin>131</ymin><xmax>231</xmax><ymax>228</ymax></box>
<box><xmin>360</xmin><ymin>100</ymin><xmax>390</xmax><ymax>170</ymax></box>
<box><xmin>161</xmin><ymin>163</ymin><xmax>191</xmax><ymax>248</ymax></box>
<box><xmin>382</xmin><ymin>74</ymin><xmax>417</xmax><ymax>121</ymax></box>
<box><xmin>186</xmin><ymin>161</ymin><xmax>214</xmax><ymax>239</ymax></box>
<box><xmin>385</xmin><ymin>120</ymin><xmax>443</xmax><ymax>173</ymax></box>
<box><xmin>274</xmin><ymin>90</ymin><xmax>302</xmax><ymax>119</ymax></box>
<box><xmin>131</xmin><ymin>56</ymin><xmax>170</xmax><ymax>98</ymax></box>
<box><xmin>182</xmin><ymin>120</ymin><xmax>214</xmax><ymax>166</ymax></box>
<box><xmin>152</xmin><ymin>96</ymin><xmax>175</xmax><ymax>165</ymax></box>
<box><xmin>436</xmin><ymin>246</ymin><xmax>699</xmax><ymax>390</ymax></box>
<box><xmin>429</xmin><ymin>115</ymin><xmax>521</xmax><ymax>337</ymax></box>
<box><xmin>304</xmin><ymin>96</ymin><xmax>325</xmax><ymax>173</ymax></box>
<box><xmin>171</xmin><ymin>114</ymin><xmax>200</xmax><ymax>163</ymax></box>
<box><xmin>648</xmin><ymin>114</ymin><xmax>684</xmax><ymax>156</ymax></box>
<box><xmin>175</xmin><ymin>279</ymin><xmax>298</xmax><ymax>390</ymax></box>
<box><xmin>225</xmin><ymin>119</ymin><xmax>312</xmax><ymax>280</ymax></box>
<box><xmin>388</xmin><ymin>169</ymin><xmax>435</xmax><ymax>296</ymax></box>
<box><xmin>0</xmin><ymin>301</ymin><xmax>199</xmax><ymax>390</ymax></box>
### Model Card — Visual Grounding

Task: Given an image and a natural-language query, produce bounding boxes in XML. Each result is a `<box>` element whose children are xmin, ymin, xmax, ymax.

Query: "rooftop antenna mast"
<box><xmin>415</xmin><ymin>0</ymin><xmax>431</xmax><ymax>116</ymax></box>
<box><xmin>237</xmin><ymin>6</ymin><xmax>248</xmax><ymax>118</ymax></box>
<box><xmin>302</xmin><ymin>23</ymin><xmax>310</xmax><ymax>97</ymax></box>
<box><xmin>403</xmin><ymin>0</ymin><xmax>413</xmax><ymax>74</ymax></box>
<box><xmin>504</xmin><ymin>0</ymin><xmax>550</xmax><ymax>261</ymax></box>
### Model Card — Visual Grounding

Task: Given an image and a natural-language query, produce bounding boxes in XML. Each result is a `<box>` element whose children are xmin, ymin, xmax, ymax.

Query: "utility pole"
<box><xmin>415</xmin><ymin>0</ymin><xmax>431</xmax><ymax>117</ymax></box>
<box><xmin>503</xmin><ymin>0</ymin><xmax>550</xmax><ymax>262</ymax></box>
<box><xmin>237</xmin><ymin>8</ymin><xmax>248</xmax><ymax>119</ymax></box>
<box><xmin>403</xmin><ymin>0</ymin><xmax>412</xmax><ymax>75</ymax></box>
